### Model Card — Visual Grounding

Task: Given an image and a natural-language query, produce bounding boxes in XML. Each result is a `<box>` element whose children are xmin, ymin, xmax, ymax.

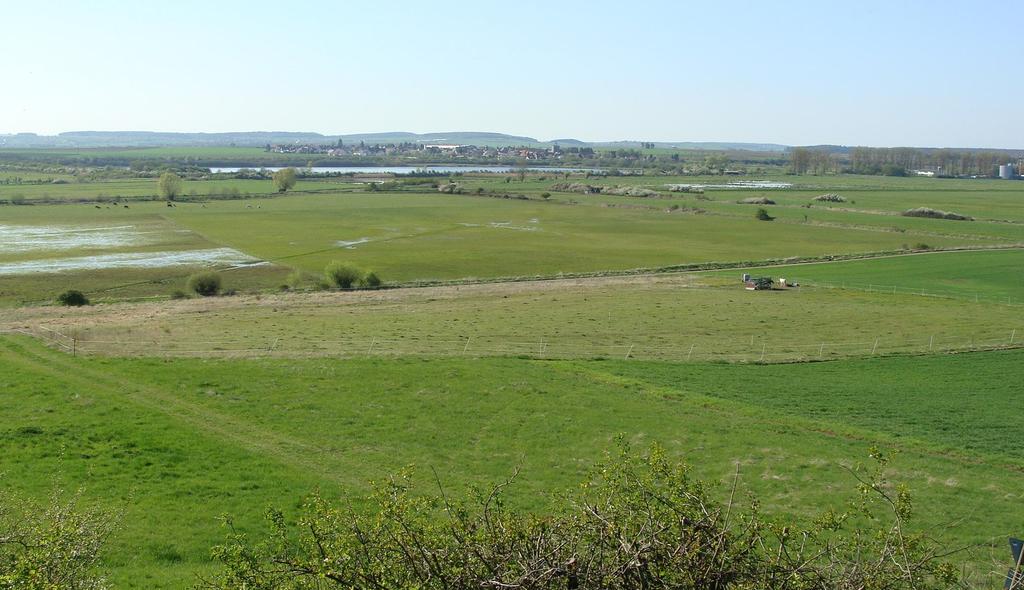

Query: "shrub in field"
<box><xmin>56</xmin><ymin>290</ymin><xmax>89</xmax><ymax>307</ymax></box>
<box><xmin>361</xmin><ymin>271</ymin><xmax>382</xmax><ymax>288</ymax></box>
<box><xmin>272</xmin><ymin>168</ymin><xmax>297</xmax><ymax>193</ymax></box>
<box><xmin>158</xmin><ymin>171</ymin><xmax>182</xmax><ymax>201</ymax></box>
<box><xmin>755</xmin><ymin>207</ymin><xmax>775</xmax><ymax>221</ymax></box>
<box><xmin>324</xmin><ymin>261</ymin><xmax>363</xmax><ymax>289</ymax></box>
<box><xmin>902</xmin><ymin>207</ymin><xmax>973</xmax><ymax>221</ymax></box>
<box><xmin>739</xmin><ymin>196</ymin><xmax>775</xmax><ymax>205</ymax></box>
<box><xmin>205</xmin><ymin>445</ymin><xmax>961</xmax><ymax>590</ymax></box>
<box><xmin>286</xmin><ymin>269</ymin><xmax>306</xmax><ymax>290</ymax></box>
<box><xmin>813</xmin><ymin>193</ymin><xmax>846</xmax><ymax>202</ymax></box>
<box><xmin>437</xmin><ymin>183</ymin><xmax>462</xmax><ymax>194</ymax></box>
<box><xmin>187</xmin><ymin>272</ymin><xmax>222</xmax><ymax>296</ymax></box>
<box><xmin>603</xmin><ymin>186</ymin><xmax>659</xmax><ymax>197</ymax></box>
<box><xmin>550</xmin><ymin>182</ymin><xmax>601</xmax><ymax>194</ymax></box>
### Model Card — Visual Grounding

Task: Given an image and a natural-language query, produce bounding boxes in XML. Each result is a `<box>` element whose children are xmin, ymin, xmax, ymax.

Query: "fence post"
<box><xmin>1012</xmin><ymin>329</ymin><xmax>1017</xmax><ymax>345</ymax></box>
<box><xmin>929</xmin><ymin>335</ymin><xmax>934</xmax><ymax>351</ymax></box>
<box><xmin>367</xmin><ymin>337</ymin><xmax>376</xmax><ymax>355</ymax></box>
<box><xmin>871</xmin><ymin>338</ymin><xmax>879</xmax><ymax>354</ymax></box>
<box><xmin>624</xmin><ymin>343</ymin><xmax>634</xmax><ymax>360</ymax></box>
<box><xmin>686</xmin><ymin>343</ymin><xmax>695</xmax><ymax>362</ymax></box>
<box><xmin>760</xmin><ymin>342</ymin><xmax>766</xmax><ymax>362</ymax></box>
<box><xmin>818</xmin><ymin>343</ymin><xmax>824</xmax><ymax>358</ymax></box>
<box><xmin>463</xmin><ymin>337</ymin><xmax>472</xmax><ymax>354</ymax></box>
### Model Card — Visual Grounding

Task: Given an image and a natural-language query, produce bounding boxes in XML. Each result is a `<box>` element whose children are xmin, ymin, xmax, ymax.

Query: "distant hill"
<box><xmin>0</xmin><ymin>131</ymin><xmax>551</xmax><ymax>149</ymax></box>
<box><xmin>0</xmin><ymin>130</ymin><xmax>784</xmax><ymax>151</ymax></box>
<box><xmin>3</xmin><ymin>132</ymin><xmax>1021</xmax><ymax>152</ymax></box>
<box><xmin>335</xmin><ymin>131</ymin><xmax>546</xmax><ymax>148</ymax></box>
<box><xmin>0</xmin><ymin>131</ymin><xmax>330</xmax><ymax>149</ymax></box>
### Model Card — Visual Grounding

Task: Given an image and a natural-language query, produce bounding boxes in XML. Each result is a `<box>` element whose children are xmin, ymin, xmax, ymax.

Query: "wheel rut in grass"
<box><xmin>0</xmin><ymin>336</ymin><xmax>345</xmax><ymax>481</ymax></box>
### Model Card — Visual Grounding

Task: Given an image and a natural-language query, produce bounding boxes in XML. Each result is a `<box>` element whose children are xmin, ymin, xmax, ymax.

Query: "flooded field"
<box><xmin>0</xmin><ymin>248</ymin><xmax>260</xmax><ymax>275</ymax></box>
<box><xmin>0</xmin><ymin>222</ymin><xmax>261</xmax><ymax>276</ymax></box>
<box><xmin>0</xmin><ymin>224</ymin><xmax>148</xmax><ymax>253</ymax></box>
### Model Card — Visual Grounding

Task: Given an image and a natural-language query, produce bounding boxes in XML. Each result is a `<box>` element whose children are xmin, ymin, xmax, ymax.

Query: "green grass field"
<box><xmin>163</xmin><ymin>192</ymin><xmax>999</xmax><ymax>279</ymax></box>
<box><xmin>8</xmin><ymin>273</ymin><xmax>1019</xmax><ymax>362</ymax></box>
<box><xmin>713</xmin><ymin>249</ymin><xmax>1024</xmax><ymax>302</ymax></box>
<box><xmin>2</xmin><ymin>170</ymin><xmax>1023</xmax><ymax>588</ymax></box>
<box><xmin>4</xmin><ymin>181</ymin><xmax>1020</xmax><ymax>304</ymax></box>
<box><xmin>0</xmin><ymin>176</ymin><xmax>355</xmax><ymax>202</ymax></box>
<box><xmin>1</xmin><ymin>336</ymin><xmax>1020</xmax><ymax>588</ymax></box>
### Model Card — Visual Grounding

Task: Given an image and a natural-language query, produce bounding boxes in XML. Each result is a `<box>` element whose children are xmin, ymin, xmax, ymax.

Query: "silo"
<box><xmin>999</xmin><ymin>164</ymin><xmax>1015</xmax><ymax>179</ymax></box>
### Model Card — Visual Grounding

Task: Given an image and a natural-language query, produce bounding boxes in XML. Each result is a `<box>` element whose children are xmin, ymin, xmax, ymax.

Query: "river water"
<box><xmin>209</xmin><ymin>165</ymin><xmax>602</xmax><ymax>175</ymax></box>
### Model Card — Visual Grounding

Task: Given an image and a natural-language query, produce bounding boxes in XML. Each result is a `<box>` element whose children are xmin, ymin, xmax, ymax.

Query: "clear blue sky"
<box><xmin>3</xmin><ymin>0</ymin><xmax>1022</xmax><ymax>147</ymax></box>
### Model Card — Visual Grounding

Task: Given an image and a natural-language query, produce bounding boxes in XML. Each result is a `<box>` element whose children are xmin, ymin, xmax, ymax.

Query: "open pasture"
<box><xmin>709</xmin><ymin>249</ymin><xmax>1024</xmax><ymax>303</ymax></box>
<box><xmin>1</xmin><ymin>335</ymin><xmax>1020</xmax><ymax>588</ymax></box>
<box><xmin>0</xmin><ymin>203</ymin><xmax>293</xmax><ymax>305</ymax></box>
<box><xmin>0</xmin><ymin>176</ymin><xmax>356</xmax><ymax>203</ymax></box>
<box><xmin>2</xmin><ymin>174</ymin><xmax>1022</xmax><ymax>304</ymax></box>
<box><xmin>446</xmin><ymin>173</ymin><xmax>1024</xmax><ymax>240</ymax></box>
<box><xmin>160</xmin><ymin>191</ymin><xmax>1013</xmax><ymax>280</ymax></box>
<box><xmin>2</xmin><ymin>168</ymin><xmax>1023</xmax><ymax>590</ymax></box>
<box><xmin>6</xmin><ymin>272</ymin><xmax>1020</xmax><ymax>362</ymax></box>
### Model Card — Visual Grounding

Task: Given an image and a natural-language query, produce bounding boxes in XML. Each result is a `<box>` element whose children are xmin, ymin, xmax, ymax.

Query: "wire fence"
<box><xmin>14</xmin><ymin>324</ymin><xmax>1024</xmax><ymax>364</ymax></box>
<box><xmin>785</xmin><ymin>278</ymin><xmax>1022</xmax><ymax>307</ymax></box>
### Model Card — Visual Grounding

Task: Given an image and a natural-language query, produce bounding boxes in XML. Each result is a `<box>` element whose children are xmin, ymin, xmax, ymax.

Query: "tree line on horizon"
<box><xmin>790</xmin><ymin>146</ymin><xmax>1019</xmax><ymax>177</ymax></box>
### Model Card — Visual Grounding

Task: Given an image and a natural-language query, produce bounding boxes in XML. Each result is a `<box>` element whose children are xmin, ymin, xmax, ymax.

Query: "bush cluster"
<box><xmin>902</xmin><ymin>207</ymin><xmax>973</xmax><ymax>221</ymax></box>
<box><xmin>56</xmin><ymin>290</ymin><xmax>89</xmax><ymax>306</ymax></box>
<box><xmin>186</xmin><ymin>271</ymin><xmax>222</xmax><ymax>296</ymax></box>
<box><xmin>324</xmin><ymin>262</ymin><xmax>382</xmax><ymax>290</ymax></box>
<box><xmin>812</xmin><ymin>193</ymin><xmax>846</xmax><ymax>202</ymax></box>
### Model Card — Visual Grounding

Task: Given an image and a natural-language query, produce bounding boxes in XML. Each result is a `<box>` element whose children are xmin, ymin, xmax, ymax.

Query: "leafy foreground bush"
<box><xmin>187</xmin><ymin>272</ymin><xmax>222</xmax><ymax>297</ymax></box>
<box><xmin>204</xmin><ymin>445</ymin><xmax>962</xmax><ymax>589</ymax></box>
<box><xmin>56</xmin><ymin>289</ymin><xmax>89</xmax><ymax>307</ymax></box>
<box><xmin>0</xmin><ymin>487</ymin><xmax>118</xmax><ymax>590</ymax></box>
